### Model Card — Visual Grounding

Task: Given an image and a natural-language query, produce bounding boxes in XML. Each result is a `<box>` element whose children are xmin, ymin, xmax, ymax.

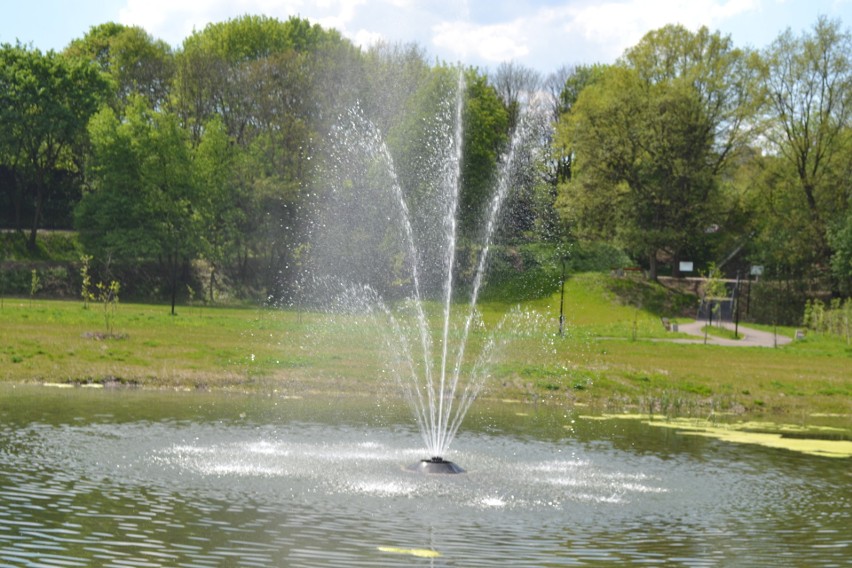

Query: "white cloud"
<box><xmin>352</xmin><ymin>28</ymin><xmax>385</xmax><ymax>48</ymax></box>
<box><xmin>111</xmin><ymin>0</ymin><xmax>799</xmax><ymax>72</ymax></box>
<box><xmin>311</xmin><ymin>0</ymin><xmax>367</xmax><ymax>33</ymax></box>
<box><xmin>432</xmin><ymin>19</ymin><xmax>529</xmax><ymax>63</ymax></box>
<box><xmin>564</xmin><ymin>0</ymin><xmax>761</xmax><ymax>59</ymax></box>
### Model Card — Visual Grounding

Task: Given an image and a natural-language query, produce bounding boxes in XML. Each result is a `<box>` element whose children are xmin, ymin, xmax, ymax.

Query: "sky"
<box><xmin>2</xmin><ymin>0</ymin><xmax>851</xmax><ymax>75</ymax></box>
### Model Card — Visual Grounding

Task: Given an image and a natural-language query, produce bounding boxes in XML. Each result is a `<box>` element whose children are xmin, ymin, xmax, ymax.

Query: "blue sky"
<box><xmin>2</xmin><ymin>0</ymin><xmax>851</xmax><ymax>75</ymax></box>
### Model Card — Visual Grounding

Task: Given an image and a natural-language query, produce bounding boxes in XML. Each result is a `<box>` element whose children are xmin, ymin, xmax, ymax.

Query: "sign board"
<box><xmin>750</xmin><ymin>265</ymin><xmax>764</xmax><ymax>277</ymax></box>
<box><xmin>679</xmin><ymin>261</ymin><xmax>694</xmax><ymax>273</ymax></box>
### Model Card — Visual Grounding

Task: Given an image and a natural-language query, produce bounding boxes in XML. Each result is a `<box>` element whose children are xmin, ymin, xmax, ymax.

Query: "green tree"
<box><xmin>623</xmin><ymin>25</ymin><xmax>760</xmax><ymax>174</ymax></box>
<box><xmin>361</xmin><ymin>42</ymin><xmax>431</xmax><ymax>137</ymax></box>
<box><xmin>192</xmin><ymin>116</ymin><xmax>243</xmax><ymax>302</ymax></box>
<box><xmin>460</xmin><ymin>69</ymin><xmax>511</xmax><ymax>240</ymax></box>
<box><xmin>556</xmin><ymin>25</ymin><xmax>759</xmax><ymax>278</ymax></box>
<box><xmin>558</xmin><ymin>66</ymin><xmax>719</xmax><ymax>279</ymax></box>
<box><xmin>174</xmin><ymin>15</ymin><xmax>344</xmax><ymax>142</ymax></box>
<box><xmin>759</xmin><ymin>17</ymin><xmax>852</xmax><ymax>283</ymax></box>
<box><xmin>65</xmin><ymin>23</ymin><xmax>175</xmax><ymax>111</ymax></box>
<box><xmin>828</xmin><ymin>207</ymin><xmax>852</xmax><ymax>294</ymax></box>
<box><xmin>385</xmin><ymin>64</ymin><xmax>508</xmax><ymax>253</ymax></box>
<box><xmin>0</xmin><ymin>43</ymin><xmax>108</xmax><ymax>247</ymax></box>
<box><xmin>76</xmin><ymin>97</ymin><xmax>200</xmax><ymax>314</ymax></box>
<box><xmin>171</xmin><ymin>15</ymin><xmax>350</xmax><ymax>298</ymax></box>
<box><xmin>536</xmin><ymin>64</ymin><xmax>608</xmax><ymax>242</ymax></box>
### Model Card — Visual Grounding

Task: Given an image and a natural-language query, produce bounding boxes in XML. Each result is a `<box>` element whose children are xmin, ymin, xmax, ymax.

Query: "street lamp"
<box><xmin>559</xmin><ymin>257</ymin><xmax>567</xmax><ymax>337</ymax></box>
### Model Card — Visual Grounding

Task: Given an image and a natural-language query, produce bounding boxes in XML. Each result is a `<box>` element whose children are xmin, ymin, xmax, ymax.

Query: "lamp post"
<box><xmin>733</xmin><ymin>270</ymin><xmax>741</xmax><ymax>338</ymax></box>
<box><xmin>559</xmin><ymin>257</ymin><xmax>567</xmax><ymax>337</ymax></box>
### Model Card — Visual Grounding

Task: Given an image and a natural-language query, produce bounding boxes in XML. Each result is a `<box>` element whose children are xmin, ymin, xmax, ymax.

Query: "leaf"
<box><xmin>377</xmin><ymin>546</ymin><xmax>442</xmax><ymax>558</ymax></box>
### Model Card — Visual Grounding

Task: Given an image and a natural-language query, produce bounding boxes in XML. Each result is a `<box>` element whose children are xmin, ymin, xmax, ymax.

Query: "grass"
<box><xmin>1</xmin><ymin>231</ymin><xmax>83</xmax><ymax>261</ymax></box>
<box><xmin>1</xmin><ymin>273</ymin><xmax>850</xmax><ymax>432</ymax></box>
<box><xmin>701</xmin><ymin>325</ymin><xmax>743</xmax><ymax>340</ymax></box>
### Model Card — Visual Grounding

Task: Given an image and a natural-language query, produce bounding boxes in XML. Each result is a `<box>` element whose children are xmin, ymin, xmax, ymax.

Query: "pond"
<box><xmin>0</xmin><ymin>384</ymin><xmax>848</xmax><ymax>566</ymax></box>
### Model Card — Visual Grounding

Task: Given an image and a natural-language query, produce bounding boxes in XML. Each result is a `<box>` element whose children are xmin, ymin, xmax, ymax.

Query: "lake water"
<box><xmin>0</xmin><ymin>384</ymin><xmax>848</xmax><ymax>566</ymax></box>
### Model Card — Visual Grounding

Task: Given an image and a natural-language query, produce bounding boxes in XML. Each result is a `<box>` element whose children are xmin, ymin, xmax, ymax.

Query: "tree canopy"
<box><xmin>556</xmin><ymin>25</ymin><xmax>758</xmax><ymax>278</ymax></box>
<box><xmin>1</xmin><ymin>13</ymin><xmax>850</xmax><ymax>313</ymax></box>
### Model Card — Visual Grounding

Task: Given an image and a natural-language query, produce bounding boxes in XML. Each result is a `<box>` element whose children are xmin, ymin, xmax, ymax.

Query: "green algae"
<box><xmin>580</xmin><ymin>414</ymin><xmax>852</xmax><ymax>458</ymax></box>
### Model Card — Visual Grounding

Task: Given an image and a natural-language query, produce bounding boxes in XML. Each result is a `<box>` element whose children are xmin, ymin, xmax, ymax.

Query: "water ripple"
<box><xmin>0</xmin><ymin>390</ymin><xmax>848</xmax><ymax>567</ymax></box>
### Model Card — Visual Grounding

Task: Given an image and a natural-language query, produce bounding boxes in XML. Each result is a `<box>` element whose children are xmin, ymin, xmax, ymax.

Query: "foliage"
<box><xmin>80</xmin><ymin>254</ymin><xmax>94</xmax><ymax>308</ymax></box>
<box><xmin>0</xmin><ymin>43</ymin><xmax>109</xmax><ymax>247</ymax></box>
<box><xmin>701</xmin><ymin>262</ymin><xmax>727</xmax><ymax>299</ymax></box>
<box><xmin>555</xmin><ymin>25</ymin><xmax>760</xmax><ymax>279</ymax></box>
<box><xmin>478</xmin><ymin>242</ymin><xmax>633</xmax><ymax>303</ymax></box>
<box><xmin>828</xmin><ymin>208</ymin><xmax>852</xmax><ymax>294</ymax></box>
<box><xmin>76</xmin><ymin>97</ymin><xmax>200</xmax><ymax>314</ymax></box>
<box><xmin>0</xmin><ymin>231</ymin><xmax>82</xmax><ymax>261</ymax></box>
<box><xmin>3</xmin><ymin>13</ymin><xmax>852</xmax><ymax>310</ymax></box>
<box><xmin>64</xmin><ymin>22</ymin><xmax>175</xmax><ymax>110</ymax></box>
<box><xmin>558</xmin><ymin>66</ymin><xmax>721</xmax><ymax>277</ymax></box>
<box><xmin>757</xmin><ymin>16</ymin><xmax>852</xmax><ymax>286</ymax></box>
<box><xmin>96</xmin><ymin>279</ymin><xmax>121</xmax><ymax>335</ymax></box>
<box><xmin>460</xmin><ymin>70</ymin><xmax>511</xmax><ymax>240</ymax></box>
<box><xmin>803</xmin><ymin>298</ymin><xmax>851</xmax><ymax>342</ymax></box>
<box><xmin>29</xmin><ymin>269</ymin><xmax>40</xmax><ymax>305</ymax></box>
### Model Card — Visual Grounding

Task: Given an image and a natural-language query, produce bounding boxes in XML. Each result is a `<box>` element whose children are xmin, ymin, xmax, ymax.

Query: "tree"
<box><xmin>623</xmin><ymin>24</ymin><xmax>760</xmax><ymax>176</ymax></box>
<box><xmin>361</xmin><ymin>42</ymin><xmax>432</xmax><ymax>136</ymax></box>
<box><xmin>556</xmin><ymin>25</ymin><xmax>759</xmax><ymax>278</ymax></box>
<box><xmin>558</xmin><ymin>66</ymin><xmax>719</xmax><ymax>278</ymax></box>
<box><xmin>65</xmin><ymin>23</ymin><xmax>175</xmax><ymax>111</ymax></box>
<box><xmin>174</xmin><ymin>15</ymin><xmax>345</xmax><ymax>143</ymax></box>
<box><xmin>0</xmin><ymin>43</ymin><xmax>108</xmax><ymax>247</ymax></box>
<box><xmin>77</xmin><ymin>97</ymin><xmax>200</xmax><ymax>314</ymax></box>
<box><xmin>192</xmin><ymin>116</ymin><xmax>243</xmax><ymax>302</ymax></box>
<box><xmin>546</xmin><ymin>64</ymin><xmax>607</xmax><ymax>197</ymax></box>
<box><xmin>170</xmin><ymin>15</ymin><xmax>350</xmax><ymax>298</ymax></box>
<box><xmin>492</xmin><ymin>61</ymin><xmax>541</xmax><ymax>130</ymax></box>
<box><xmin>828</xmin><ymin>207</ymin><xmax>852</xmax><ymax>294</ymax></box>
<box><xmin>759</xmin><ymin>17</ymin><xmax>852</xmax><ymax>280</ymax></box>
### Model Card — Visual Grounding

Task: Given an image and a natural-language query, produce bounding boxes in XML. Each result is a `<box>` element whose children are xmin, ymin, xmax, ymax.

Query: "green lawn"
<box><xmin>1</xmin><ymin>273</ymin><xmax>849</xmax><ymax>428</ymax></box>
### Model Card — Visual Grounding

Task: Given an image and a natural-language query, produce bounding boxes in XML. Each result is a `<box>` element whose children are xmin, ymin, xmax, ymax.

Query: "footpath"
<box><xmin>670</xmin><ymin>320</ymin><xmax>793</xmax><ymax>347</ymax></box>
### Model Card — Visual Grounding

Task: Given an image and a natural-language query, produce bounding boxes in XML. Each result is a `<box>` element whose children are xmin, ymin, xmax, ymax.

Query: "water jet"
<box><xmin>314</xmin><ymin>70</ymin><xmax>546</xmax><ymax>467</ymax></box>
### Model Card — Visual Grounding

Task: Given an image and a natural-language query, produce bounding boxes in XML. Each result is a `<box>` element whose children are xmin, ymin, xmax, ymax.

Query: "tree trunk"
<box><xmin>170</xmin><ymin>253</ymin><xmax>178</xmax><ymax>316</ymax></box>
<box><xmin>648</xmin><ymin>251</ymin><xmax>658</xmax><ymax>281</ymax></box>
<box><xmin>209</xmin><ymin>264</ymin><xmax>216</xmax><ymax>304</ymax></box>
<box><xmin>27</xmin><ymin>181</ymin><xmax>44</xmax><ymax>251</ymax></box>
<box><xmin>12</xmin><ymin>177</ymin><xmax>23</xmax><ymax>232</ymax></box>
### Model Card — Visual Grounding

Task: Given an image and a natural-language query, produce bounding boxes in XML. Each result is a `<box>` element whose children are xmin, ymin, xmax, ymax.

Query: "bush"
<box><xmin>477</xmin><ymin>241</ymin><xmax>633</xmax><ymax>303</ymax></box>
<box><xmin>566</xmin><ymin>241</ymin><xmax>632</xmax><ymax>273</ymax></box>
<box><xmin>0</xmin><ymin>232</ymin><xmax>83</xmax><ymax>261</ymax></box>
<box><xmin>803</xmin><ymin>298</ymin><xmax>851</xmax><ymax>340</ymax></box>
<box><xmin>0</xmin><ymin>263</ymin><xmax>77</xmax><ymax>297</ymax></box>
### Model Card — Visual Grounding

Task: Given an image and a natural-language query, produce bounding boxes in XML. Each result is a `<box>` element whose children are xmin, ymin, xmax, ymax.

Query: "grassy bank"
<box><xmin>1</xmin><ymin>273</ymin><xmax>849</xmax><ymax>430</ymax></box>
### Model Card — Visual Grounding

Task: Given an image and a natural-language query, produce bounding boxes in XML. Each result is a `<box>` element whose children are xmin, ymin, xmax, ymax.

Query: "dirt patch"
<box><xmin>82</xmin><ymin>331</ymin><xmax>129</xmax><ymax>340</ymax></box>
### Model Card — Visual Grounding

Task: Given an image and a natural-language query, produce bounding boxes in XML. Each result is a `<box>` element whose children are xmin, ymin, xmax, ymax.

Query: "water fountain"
<box><xmin>311</xmin><ymin>70</ymin><xmax>542</xmax><ymax>473</ymax></box>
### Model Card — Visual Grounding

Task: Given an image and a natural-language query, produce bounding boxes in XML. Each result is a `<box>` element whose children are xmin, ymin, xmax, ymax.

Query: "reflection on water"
<box><xmin>0</xmin><ymin>385</ymin><xmax>848</xmax><ymax>566</ymax></box>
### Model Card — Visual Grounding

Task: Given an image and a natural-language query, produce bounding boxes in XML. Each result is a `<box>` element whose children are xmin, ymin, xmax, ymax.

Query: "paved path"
<box><xmin>670</xmin><ymin>320</ymin><xmax>793</xmax><ymax>347</ymax></box>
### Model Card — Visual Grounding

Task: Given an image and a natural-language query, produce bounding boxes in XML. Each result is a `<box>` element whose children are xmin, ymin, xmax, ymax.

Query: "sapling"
<box><xmin>80</xmin><ymin>254</ymin><xmax>95</xmax><ymax>309</ymax></box>
<box><xmin>29</xmin><ymin>269</ymin><xmax>41</xmax><ymax>308</ymax></box>
<box><xmin>96</xmin><ymin>280</ymin><xmax>120</xmax><ymax>336</ymax></box>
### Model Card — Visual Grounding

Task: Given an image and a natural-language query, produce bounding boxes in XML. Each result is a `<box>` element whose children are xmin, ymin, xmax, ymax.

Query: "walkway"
<box><xmin>671</xmin><ymin>320</ymin><xmax>793</xmax><ymax>347</ymax></box>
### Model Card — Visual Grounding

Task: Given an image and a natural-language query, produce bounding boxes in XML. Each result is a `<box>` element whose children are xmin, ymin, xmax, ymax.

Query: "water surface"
<box><xmin>0</xmin><ymin>385</ymin><xmax>848</xmax><ymax>566</ymax></box>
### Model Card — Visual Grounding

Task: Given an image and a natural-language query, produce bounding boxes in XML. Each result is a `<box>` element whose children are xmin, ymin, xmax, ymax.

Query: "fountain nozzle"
<box><xmin>407</xmin><ymin>457</ymin><xmax>465</xmax><ymax>474</ymax></box>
